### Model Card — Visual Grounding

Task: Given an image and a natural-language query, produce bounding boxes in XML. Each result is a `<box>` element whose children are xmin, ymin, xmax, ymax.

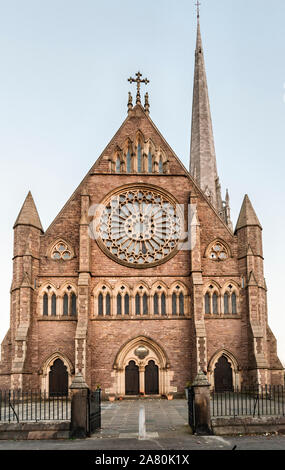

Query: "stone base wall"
<box><xmin>0</xmin><ymin>421</ymin><xmax>70</xmax><ymax>440</ymax></box>
<box><xmin>212</xmin><ymin>416</ymin><xmax>285</xmax><ymax>436</ymax></box>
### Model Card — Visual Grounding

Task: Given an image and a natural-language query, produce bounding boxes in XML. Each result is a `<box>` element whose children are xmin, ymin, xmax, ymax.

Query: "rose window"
<box><xmin>96</xmin><ymin>187</ymin><xmax>183</xmax><ymax>267</ymax></box>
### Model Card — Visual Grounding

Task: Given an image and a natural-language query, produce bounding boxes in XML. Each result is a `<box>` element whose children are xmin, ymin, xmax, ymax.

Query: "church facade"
<box><xmin>0</xmin><ymin>18</ymin><xmax>283</xmax><ymax>397</ymax></box>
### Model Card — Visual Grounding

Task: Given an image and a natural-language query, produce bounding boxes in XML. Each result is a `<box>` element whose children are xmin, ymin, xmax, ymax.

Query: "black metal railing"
<box><xmin>211</xmin><ymin>385</ymin><xmax>285</xmax><ymax>418</ymax></box>
<box><xmin>0</xmin><ymin>390</ymin><xmax>71</xmax><ymax>422</ymax></box>
<box><xmin>88</xmin><ymin>389</ymin><xmax>101</xmax><ymax>435</ymax></box>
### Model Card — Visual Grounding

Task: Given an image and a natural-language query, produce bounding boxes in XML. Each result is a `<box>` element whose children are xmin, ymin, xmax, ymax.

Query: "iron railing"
<box><xmin>211</xmin><ymin>385</ymin><xmax>285</xmax><ymax>418</ymax></box>
<box><xmin>0</xmin><ymin>390</ymin><xmax>71</xmax><ymax>422</ymax></box>
<box><xmin>88</xmin><ymin>389</ymin><xmax>101</xmax><ymax>435</ymax></box>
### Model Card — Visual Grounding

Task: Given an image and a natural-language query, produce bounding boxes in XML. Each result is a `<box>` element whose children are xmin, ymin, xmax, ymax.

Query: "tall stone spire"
<box><xmin>190</xmin><ymin>13</ymin><xmax>231</xmax><ymax>227</ymax></box>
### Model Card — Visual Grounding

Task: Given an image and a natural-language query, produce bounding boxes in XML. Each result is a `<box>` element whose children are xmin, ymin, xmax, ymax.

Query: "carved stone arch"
<box><xmin>203</xmin><ymin>281</ymin><xmax>221</xmax><ymax>315</ymax></box>
<box><xmin>38</xmin><ymin>281</ymin><xmax>58</xmax><ymax>317</ymax></box>
<box><xmin>150</xmin><ymin>281</ymin><xmax>168</xmax><ymax>316</ymax></box>
<box><xmin>93</xmin><ymin>281</ymin><xmax>113</xmax><ymax>317</ymax></box>
<box><xmin>114</xmin><ymin>282</ymin><xmax>131</xmax><ymax>316</ymax></box>
<box><xmin>133</xmin><ymin>282</ymin><xmax>150</xmax><ymax>317</ymax></box>
<box><xmin>221</xmin><ymin>280</ymin><xmax>239</xmax><ymax>315</ymax></box>
<box><xmin>59</xmin><ymin>282</ymin><xmax>77</xmax><ymax>317</ymax></box>
<box><xmin>208</xmin><ymin>349</ymin><xmax>240</xmax><ymax>390</ymax></box>
<box><xmin>169</xmin><ymin>281</ymin><xmax>190</xmax><ymax>316</ymax></box>
<box><xmin>133</xmin><ymin>280</ymin><xmax>150</xmax><ymax>294</ymax></box>
<box><xmin>40</xmin><ymin>352</ymin><xmax>74</xmax><ymax>394</ymax></box>
<box><xmin>135</xmin><ymin>129</ymin><xmax>145</xmax><ymax>147</ymax></box>
<box><xmin>204</xmin><ymin>238</ymin><xmax>232</xmax><ymax>260</ymax></box>
<box><xmin>47</xmin><ymin>238</ymin><xmax>75</xmax><ymax>261</ymax></box>
<box><xmin>111</xmin><ymin>336</ymin><xmax>172</xmax><ymax>396</ymax></box>
<box><xmin>203</xmin><ymin>280</ymin><xmax>221</xmax><ymax>295</ymax></box>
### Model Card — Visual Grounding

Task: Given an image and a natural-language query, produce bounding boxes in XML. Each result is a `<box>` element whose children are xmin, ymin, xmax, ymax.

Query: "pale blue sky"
<box><xmin>0</xmin><ymin>0</ymin><xmax>284</xmax><ymax>364</ymax></box>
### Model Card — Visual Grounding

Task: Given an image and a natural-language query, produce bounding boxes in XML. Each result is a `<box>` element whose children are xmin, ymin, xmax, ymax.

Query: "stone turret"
<box><xmin>10</xmin><ymin>191</ymin><xmax>43</xmax><ymax>389</ymax></box>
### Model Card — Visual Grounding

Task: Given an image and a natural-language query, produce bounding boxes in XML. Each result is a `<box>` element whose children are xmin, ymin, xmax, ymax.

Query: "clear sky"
<box><xmin>0</xmin><ymin>0</ymin><xmax>284</xmax><ymax>365</ymax></box>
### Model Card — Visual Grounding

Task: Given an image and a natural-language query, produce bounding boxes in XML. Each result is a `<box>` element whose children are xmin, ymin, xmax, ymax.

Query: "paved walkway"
<box><xmin>96</xmin><ymin>398</ymin><xmax>190</xmax><ymax>439</ymax></box>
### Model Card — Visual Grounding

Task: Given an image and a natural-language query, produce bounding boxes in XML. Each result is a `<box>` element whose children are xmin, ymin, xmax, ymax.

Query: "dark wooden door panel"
<box><xmin>125</xmin><ymin>361</ymin><xmax>139</xmax><ymax>395</ymax></box>
<box><xmin>145</xmin><ymin>360</ymin><xmax>159</xmax><ymax>395</ymax></box>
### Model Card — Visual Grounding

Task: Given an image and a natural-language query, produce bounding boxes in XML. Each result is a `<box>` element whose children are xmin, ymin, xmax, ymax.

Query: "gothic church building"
<box><xmin>0</xmin><ymin>18</ymin><xmax>283</xmax><ymax>396</ymax></box>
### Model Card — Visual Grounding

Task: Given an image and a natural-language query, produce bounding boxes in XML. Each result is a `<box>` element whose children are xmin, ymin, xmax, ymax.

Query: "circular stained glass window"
<box><xmin>95</xmin><ymin>187</ymin><xmax>183</xmax><ymax>267</ymax></box>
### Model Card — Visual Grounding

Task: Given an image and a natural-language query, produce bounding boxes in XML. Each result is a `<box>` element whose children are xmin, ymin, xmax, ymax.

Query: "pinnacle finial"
<box><xmin>128</xmin><ymin>71</ymin><xmax>149</xmax><ymax>104</ymax></box>
<box><xmin>144</xmin><ymin>92</ymin><xmax>150</xmax><ymax>115</ymax></box>
<box><xmin>195</xmin><ymin>0</ymin><xmax>201</xmax><ymax>19</ymax></box>
<box><xmin>127</xmin><ymin>91</ymin><xmax>133</xmax><ymax>113</ymax></box>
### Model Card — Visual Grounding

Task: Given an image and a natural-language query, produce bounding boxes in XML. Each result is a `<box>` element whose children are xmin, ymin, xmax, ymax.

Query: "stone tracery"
<box><xmin>97</xmin><ymin>187</ymin><xmax>183</xmax><ymax>267</ymax></box>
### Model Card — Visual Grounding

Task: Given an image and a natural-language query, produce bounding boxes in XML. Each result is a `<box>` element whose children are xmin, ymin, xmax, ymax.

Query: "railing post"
<box><xmin>69</xmin><ymin>373</ymin><xmax>89</xmax><ymax>438</ymax></box>
<box><xmin>192</xmin><ymin>372</ymin><xmax>212</xmax><ymax>435</ymax></box>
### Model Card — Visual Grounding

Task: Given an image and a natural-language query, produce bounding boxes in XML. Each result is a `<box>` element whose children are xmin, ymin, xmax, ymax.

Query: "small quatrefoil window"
<box><xmin>51</xmin><ymin>241</ymin><xmax>72</xmax><ymax>261</ymax></box>
<box><xmin>209</xmin><ymin>242</ymin><xmax>228</xmax><ymax>261</ymax></box>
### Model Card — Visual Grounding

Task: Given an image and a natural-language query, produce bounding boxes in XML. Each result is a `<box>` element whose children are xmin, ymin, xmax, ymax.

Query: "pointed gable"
<box><xmin>235</xmin><ymin>195</ymin><xmax>262</xmax><ymax>232</ymax></box>
<box><xmin>90</xmin><ymin>103</ymin><xmax>189</xmax><ymax>176</ymax></box>
<box><xmin>14</xmin><ymin>191</ymin><xmax>43</xmax><ymax>232</ymax></box>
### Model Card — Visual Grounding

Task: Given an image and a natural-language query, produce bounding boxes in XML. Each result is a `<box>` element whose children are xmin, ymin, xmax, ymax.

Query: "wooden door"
<box><xmin>145</xmin><ymin>360</ymin><xmax>159</xmax><ymax>395</ymax></box>
<box><xmin>214</xmin><ymin>355</ymin><xmax>233</xmax><ymax>392</ymax></box>
<box><xmin>125</xmin><ymin>361</ymin><xmax>139</xmax><ymax>395</ymax></box>
<box><xmin>49</xmin><ymin>358</ymin><xmax>68</xmax><ymax>396</ymax></box>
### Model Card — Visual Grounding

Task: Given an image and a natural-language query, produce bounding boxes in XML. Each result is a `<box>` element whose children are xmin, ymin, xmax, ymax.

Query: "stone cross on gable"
<box><xmin>128</xmin><ymin>71</ymin><xmax>149</xmax><ymax>104</ymax></box>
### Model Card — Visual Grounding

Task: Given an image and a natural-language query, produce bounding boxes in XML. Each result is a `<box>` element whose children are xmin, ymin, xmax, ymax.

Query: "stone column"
<box><xmin>192</xmin><ymin>371</ymin><xmax>212</xmax><ymax>435</ymax></box>
<box><xmin>69</xmin><ymin>373</ymin><xmax>89</xmax><ymax>438</ymax></box>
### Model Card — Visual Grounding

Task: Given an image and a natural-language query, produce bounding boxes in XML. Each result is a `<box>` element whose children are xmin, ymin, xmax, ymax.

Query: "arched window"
<box><xmin>135</xmin><ymin>293</ymin><xmax>140</xmax><ymax>315</ymax></box>
<box><xmin>205</xmin><ymin>293</ymin><xmax>210</xmax><ymax>314</ymax></box>
<box><xmin>43</xmin><ymin>293</ymin><xmax>48</xmax><ymax>316</ymax></box>
<box><xmin>213</xmin><ymin>293</ymin><xmax>218</xmax><ymax>314</ymax></box>
<box><xmin>143</xmin><ymin>293</ymin><xmax>148</xmax><ymax>315</ymax></box>
<box><xmin>50</xmin><ymin>240</ymin><xmax>73</xmax><ymax>261</ymax></box>
<box><xmin>222</xmin><ymin>284</ymin><xmax>239</xmax><ymax>315</ymax></box>
<box><xmin>148</xmin><ymin>151</ymin><xmax>152</xmax><ymax>173</ymax></box>
<box><xmin>116</xmin><ymin>156</ymin><xmax>121</xmax><ymax>173</ymax></box>
<box><xmin>179</xmin><ymin>292</ymin><xmax>184</xmax><ymax>316</ymax></box>
<box><xmin>232</xmin><ymin>293</ymin><xmax>237</xmax><ymax>314</ymax></box>
<box><xmin>71</xmin><ymin>293</ymin><xmax>77</xmax><ymax>316</ymax></box>
<box><xmin>172</xmin><ymin>293</ymin><xmax>177</xmax><ymax>316</ymax></box>
<box><xmin>204</xmin><ymin>285</ymin><xmax>220</xmax><ymax>315</ymax></box>
<box><xmin>106</xmin><ymin>293</ymin><xmax>111</xmax><ymax>316</ymax></box>
<box><xmin>154</xmin><ymin>293</ymin><xmax>159</xmax><ymax>315</ymax></box>
<box><xmin>152</xmin><ymin>285</ymin><xmax>167</xmax><ymax>316</ymax></box>
<box><xmin>41</xmin><ymin>285</ymin><xmax>57</xmax><ymax>316</ymax></box>
<box><xmin>98</xmin><ymin>293</ymin><xmax>103</xmax><ymax>316</ymax></box>
<box><xmin>158</xmin><ymin>157</ymin><xmax>163</xmax><ymax>174</ymax></box>
<box><xmin>95</xmin><ymin>285</ymin><xmax>112</xmax><ymax>317</ymax></box>
<box><xmin>63</xmin><ymin>294</ymin><xmax>69</xmax><ymax>316</ymax></box>
<box><xmin>137</xmin><ymin>143</ymin><xmax>142</xmax><ymax>173</ymax></box>
<box><xmin>124</xmin><ymin>293</ymin><xmax>130</xmax><ymax>315</ymax></box>
<box><xmin>61</xmin><ymin>286</ymin><xmax>77</xmax><ymax>316</ymax></box>
<box><xmin>117</xmin><ymin>293</ymin><xmax>122</xmax><ymax>315</ymax></box>
<box><xmin>51</xmin><ymin>294</ymin><xmax>57</xmax><ymax>316</ymax></box>
<box><xmin>171</xmin><ymin>285</ymin><xmax>186</xmax><ymax>316</ymax></box>
<box><xmin>224</xmin><ymin>293</ymin><xmax>229</xmax><ymax>314</ymax></box>
<box><xmin>126</xmin><ymin>150</ymin><xmax>131</xmax><ymax>173</ymax></box>
<box><xmin>161</xmin><ymin>292</ymin><xmax>166</xmax><ymax>316</ymax></box>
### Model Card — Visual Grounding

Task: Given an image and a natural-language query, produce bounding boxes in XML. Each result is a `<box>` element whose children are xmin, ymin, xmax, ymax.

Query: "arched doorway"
<box><xmin>113</xmin><ymin>336</ymin><xmax>171</xmax><ymax>397</ymax></box>
<box><xmin>125</xmin><ymin>360</ymin><xmax>139</xmax><ymax>395</ymax></box>
<box><xmin>49</xmin><ymin>358</ymin><xmax>68</xmax><ymax>396</ymax></box>
<box><xmin>145</xmin><ymin>360</ymin><xmax>159</xmax><ymax>395</ymax></box>
<box><xmin>214</xmin><ymin>355</ymin><xmax>233</xmax><ymax>392</ymax></box>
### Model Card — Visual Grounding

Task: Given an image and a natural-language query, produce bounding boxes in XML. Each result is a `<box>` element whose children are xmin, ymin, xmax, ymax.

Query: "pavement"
<box><xmin>0</xmin><ymin>398</ymin><xmax>284</xmax><ymax>453</ymax></box>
